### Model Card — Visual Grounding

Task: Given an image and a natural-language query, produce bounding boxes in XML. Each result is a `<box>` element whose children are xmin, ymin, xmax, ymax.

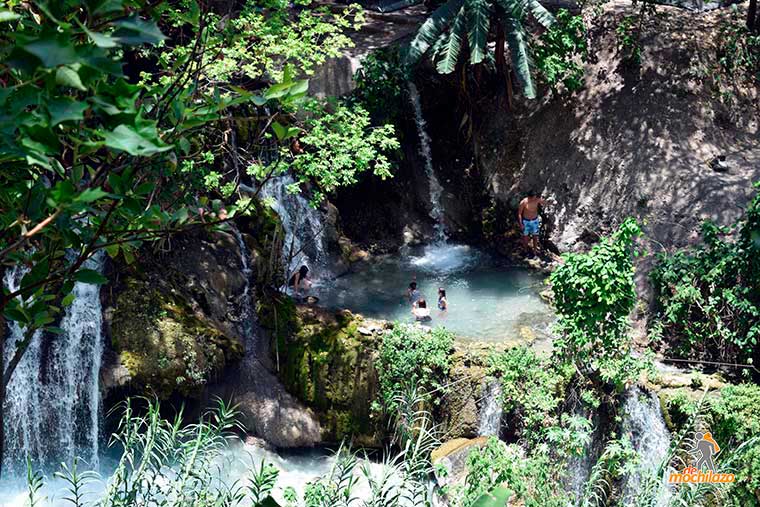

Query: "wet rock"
<box><xmin>432</xmin><ymin>437</ymin><xmax>489</xmax><ymax>490</ymax></box>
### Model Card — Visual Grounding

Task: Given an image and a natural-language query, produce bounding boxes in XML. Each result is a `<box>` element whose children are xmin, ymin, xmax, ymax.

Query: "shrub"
<box><xmin>488</xmin><ymin>347</ymin><xmax>573</xmax><ymax>442</ymax></box>
<box><xmin>376</xmin><ymin>324</ymin><xmax>454</xmax><ymax>412</ymax></box>
<box><xmin>651</xmin><ymin>184</ymin><xmax>760</xmax><ymax>363</ymax></box>
<box><xmin>550</xmin><ymin>218</ymin><xmax>648</xmax><ymax>388</ymax></box>
<box><xmin>533</xmin><ymin>10</ymin><xmax>588</xmax><ymax>93</ymax></box>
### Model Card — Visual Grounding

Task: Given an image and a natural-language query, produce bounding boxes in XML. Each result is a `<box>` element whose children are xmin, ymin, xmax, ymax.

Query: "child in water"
<box><xmin>437</xmin><ymin>288</ymin><xmax>448</xmax><ymax>312</ymax></box>
<box><xmin>412</xmin><ymin>298</ymin><xmax>432</xmax><ymax>321</ymax></box>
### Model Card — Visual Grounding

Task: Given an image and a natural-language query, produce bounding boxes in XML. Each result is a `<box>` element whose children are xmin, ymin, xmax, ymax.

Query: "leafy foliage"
<box><xmin>615</xmin><ymin>0</ymin><xmax>657</xmax><ymax>65</ymax></box>
<box><xmin>460</xmin><ymin>438</ymin><xmax>570</xmax><ymax>507</ymax></box>
<box><xmin>716</xmin><ymin>7</ymin><xmax>760</xmax><ymax>86</ymax></box>
<box><xmin>550</xmin><ymin>218</ymin><xmax>649</xmax><ymax>388</ymax></box>
<box><xmin>291</xmin><ymin>100</ymin><xmax>399</xmax><ymax>205</ymax></box>
<box><xmin>376</xmin><ymin>324</ymin><xmax>454</xmax><ymax>412</ymax></box>
<box><xmin>533</xmin><ymin>10</ymin><xmax>588</xmax><ymax>93</ymax></box>
<box><xmin>708</xmin><ymin>384</ymin><xmax>760</xmax><ymax>505</ymax></box>
<box><xmin>651</xmin><ymin>185</ymin><xmax>760</xmax><ymax>363</ymax></box>
<box><xmin>487</xmin><ymin>347</ymin><xmax>574</xmax><ymax>442</ymax></box>
<box><xmin>155</xmin><ymin>0</ymin><xmax>365</xmax><ymax>84</ymax></box>
<box><xmin>406</xmin><ymin>0</ymin><xmax>556</xmax><ymax>98</ymax></box>
<box><xmin>351</xmin><ymin>48</ymin><xmax>407</xmax><ymax>123</ymax></box>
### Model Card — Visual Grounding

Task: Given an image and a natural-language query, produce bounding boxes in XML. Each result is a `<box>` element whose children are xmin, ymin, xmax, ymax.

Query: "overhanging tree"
<box><xmin>0</xmin><ymin>0</ymin><xmax>398</xmax><ymax>475</ymax></box>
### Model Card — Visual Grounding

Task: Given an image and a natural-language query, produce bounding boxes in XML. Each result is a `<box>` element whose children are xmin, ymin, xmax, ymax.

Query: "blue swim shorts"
<box><xmin>522</xmin><ymin>217</ymin><xmax>540</xmax><ymax>236</ymax></box>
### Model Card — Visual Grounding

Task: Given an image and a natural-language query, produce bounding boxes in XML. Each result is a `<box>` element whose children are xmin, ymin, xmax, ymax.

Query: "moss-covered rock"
<box><xmin>261</xmin><ymin>304</ymin><xmax>384</xmax><ymax>446</ymax></box>
<box><xmin>110</xmin><ymin>277</ymin><xmax>243</xmax><ymax>399</ymax></box>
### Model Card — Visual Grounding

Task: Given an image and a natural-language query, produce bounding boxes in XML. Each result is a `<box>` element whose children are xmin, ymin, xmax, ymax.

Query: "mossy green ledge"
<box><xmin>109</xmin><ymin>277</ymin><xmax>244</xmax><ymax>399</ymax></box>
<box><xmin>258</xmin><ymin>298</ymin><xmax>504</xmax><ymax>447</ymax></box>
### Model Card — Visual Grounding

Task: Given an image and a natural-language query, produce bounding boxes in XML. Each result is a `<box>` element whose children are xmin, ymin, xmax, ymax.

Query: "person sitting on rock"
<box><xmin>289</xmin><ymin>265</ymin><xmax>312</xmax><ymax>296</ymax></box>
<box><xmin>518</xmin><ymin>189</ymin><xmax>548</xmax><ymax>257</ymax></box>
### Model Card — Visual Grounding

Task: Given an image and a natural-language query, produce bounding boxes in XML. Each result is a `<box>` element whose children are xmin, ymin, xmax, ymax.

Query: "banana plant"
<box><xmin>406</xmin><ymin>0</ymin><xmax>555</xmax><ymax>99</ymax></box>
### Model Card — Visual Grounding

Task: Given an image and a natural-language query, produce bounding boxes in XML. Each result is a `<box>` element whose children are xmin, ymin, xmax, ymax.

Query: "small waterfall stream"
<box><xmin>260</xmin><ymin>173</ymin><xmax>329</xmax><ymax>280</ymax></box>
<box><xmin>232</xmin><ymin>227</ymin><xmax>256</xmax><ymax>350</ymax></box>
<box><xmin>619</xmin><ymin>387</ymin><xmax>673</xmax><ymax>506</ymax></box>
<box><xmin>478</xmin><ymin>380</ymin><xmax>503</xmax><ymax>437</ymax></box>
<box><xmin>408</xmin><ymin>82</ymin><xmax>447</xmax><ymax>243</ymax></box>
<box><xmin>2</xmin><ymin>253</ymin><xmax>105</xmax><ymax>472</ymax></box>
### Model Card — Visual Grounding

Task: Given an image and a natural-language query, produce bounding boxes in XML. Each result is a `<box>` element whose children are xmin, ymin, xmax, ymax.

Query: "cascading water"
<box><xmin>407</xmin><ymin>82</ymin><xmax>447</xmax><ymax>244</ymax></box>
<box><xmin>232</xmin><ymin>227</ymin><xmax>256</xmax><ymax>349</ymax></box>
<box><xmin>3</xmin><ymin>266</ymin><xmax>45</xmax><ymax>472</ymax></box>
<box><xmin>260</xmin><ymin>174</ymin><xmax>329</xmax><ymax>280</ymax></box>
<box><xmin>619</xmin><ymin>387</ymin><xmax>673</xmax><ymax>506</ymax></box>
<box><xmin>478</xmin><ymin>380</ymin><xmax>503</xmax><ymax>437</ymax></box>
<box><xmin>2</xmin><ymin>252</ymin><xmax>105</xmax><ymax>473</ymax></box>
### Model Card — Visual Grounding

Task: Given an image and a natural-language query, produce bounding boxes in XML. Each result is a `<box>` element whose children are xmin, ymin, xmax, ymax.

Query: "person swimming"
<box><xmin>288</xmin><ymin>265</ymin><xmax>312</xmax><ymax>296</ymax></box>
<box><xmin>412</xmin><ymin>298</ymin><xmax>432</xmax><ymax>321</ymax></box>
<box><xmin>407</xmin><ymin>281</ymin><xmax>421</xmax><ymax>306</ymax></box>
<box><xmin>437</xmin><ymin>288</ymin><xmax>448</xmax><ymax>311</ymax></box>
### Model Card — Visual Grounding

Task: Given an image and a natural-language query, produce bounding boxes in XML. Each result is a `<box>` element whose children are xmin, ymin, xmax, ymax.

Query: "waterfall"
<box><xmin>2</xmin><ymin>253</ymin><xmax>105</xmax><ymax>473</ymax></box>
<box><xmin>232</xmin><ymin>227</ymin><xmax>256</xmax><ymax>349</ymax></box>
<box><xmin>619</xmin><ymin>387</ymin><xmax>673</xmax><ymax>506</ymax></box>
<box><xmin>478</xmin><ymin>380</ymin><xmax>503</xmax><ymax>437</ymax></box>
<box><xmin>260</xmin><ymin>173</ymin><xmax>329</xmax><ymax>281</ymax></box>
<box><xmin>407</xmin><ymin>82</ymin><xmax>447</xmax><ymax>243</ymax></box>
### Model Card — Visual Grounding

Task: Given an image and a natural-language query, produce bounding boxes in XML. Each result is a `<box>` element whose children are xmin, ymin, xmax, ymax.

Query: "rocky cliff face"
<box><xmin>263</xmin><ymin>303</ymin><xmax>505</xmax><ymax>447</ymax></box>
<box><xmin>101</xmin><ymin>218</ymin><xmax>323</xmax><ymax>448</ymax></box>
<box><xmin>336</xmin><ymin>2</ymin><xmax>759</xmax><ymax>266</ymax></box>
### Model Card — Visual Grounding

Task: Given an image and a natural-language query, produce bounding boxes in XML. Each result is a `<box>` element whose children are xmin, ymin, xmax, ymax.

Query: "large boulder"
<box><xmin>262</xmin><ymin>303</ymin><xmax>385</xmax><ymax>446</ymax></box>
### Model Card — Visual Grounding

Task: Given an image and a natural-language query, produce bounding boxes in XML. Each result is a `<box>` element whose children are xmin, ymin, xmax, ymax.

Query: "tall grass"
<box><xmin>23</xmin><ymin>393</ymin><xmax>441</xmax><ymax>507</ymax></box>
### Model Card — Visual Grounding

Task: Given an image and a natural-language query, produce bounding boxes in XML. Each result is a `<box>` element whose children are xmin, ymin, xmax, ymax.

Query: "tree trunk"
<box><xmin>494</xmin><ymin>22</ymin><xmax>513</xmax><ymax>110</ymax></box>
<box><xmin>749</xmin><ymin>0</ymin><xmax>758</xmax><ymax>32</ymax></box>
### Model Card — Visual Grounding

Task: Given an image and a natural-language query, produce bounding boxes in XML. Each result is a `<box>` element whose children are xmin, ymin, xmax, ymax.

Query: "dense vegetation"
<box><xmin>652</xmin><ymin>185</ymin><xmax>760</xmax><ymax>365</ymax></box>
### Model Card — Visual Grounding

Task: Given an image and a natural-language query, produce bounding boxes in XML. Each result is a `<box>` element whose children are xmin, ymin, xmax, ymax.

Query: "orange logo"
<box><xmin>668</xmin><ymin>431</ymin><xmax>735</xmax><ymax>484</ymax></box>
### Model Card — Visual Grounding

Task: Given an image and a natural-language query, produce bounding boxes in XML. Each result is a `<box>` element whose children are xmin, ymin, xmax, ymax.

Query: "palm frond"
<box><xmin>436</xmin><ymin>5</ymin><xmax>467</xmax><ymax>74</ymax></box>
<box><xmin>465</xmin><ymin>0</ymin><xmax>491</xmax><ymax>64</ymax></box>
<box><xmin>503</xmin><ymin>17</ymin><xmax>536</xmax><ymax>99</ymax></box>
<box><xmin>523</xmin><ymin>0</ymin><xmax>555</xmax><ymax>28</ymax></box>
<box><xmin>407</xmin><ymin>0</ymin><xmax>466</xmax><ymax>66</ymax></box>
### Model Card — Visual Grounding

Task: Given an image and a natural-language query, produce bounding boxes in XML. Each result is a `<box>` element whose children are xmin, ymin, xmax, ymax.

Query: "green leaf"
<box><xmin>4</xmin><ymin>307</ymin><xmax>29</xmax><ymax>325</ymax></box>
<box><xmin>55</xmin><ymin>65</ymin><xmax>86</xmax><ymax>91</ymax></box>
<box><xmin>407</xmin><ymin>0</ymin><xmax>465</xmax><ymax>66</ymax></box>
<box><xmin>62</xmin><ymin>293</ymin><xmax>76</xmax><ymax>306</ymax></box>
<box><xmin>0</xmin><ymin>10</ymin><xmax>20</xmax><ymax>22</ymax></box>
<box><xmin>113</xmin><ymin>16</ymin><xmax>166</xmax><ymax>46</ymax></box>
<box><xmin>75</xmin><ymin>187</ymin><xmax>109</xmax><ymax>203</ymax></box>
<box><xmin>504</xmin><ymin>17</ymin><xmax>536</xmax><ymax>99</ymax></box>
<box><xmin>465</xmin><ymin>0</ymin><xmax>490</xmax><ymax>64</ymax></box>
<box><xmin>21</xmin><ymin>33</ymin><xmax>79</xmax><ymax>68</ymax></box>
<box><xmin>436</xmin><ymin>6</ymin><xmax>466</xmax><ymax>74</ymax></box>
<box><xmin>100</xmin><ymin>124</ymin><xmax>172</xmax><ymax>156</ymax></box>
<box><xmin>74</xmin><ymin>269</ymin><xmax>108</xmax><ymax>285</ymax></box>
<box><xmin>524</xmin><ymin>0</ymin><xmax>554</xmax><ymax>28</ymax></box>
<box><xmin>47</xmin><ymin>97</ymin><xmax>88</xmax><ymax>126</ymax></box>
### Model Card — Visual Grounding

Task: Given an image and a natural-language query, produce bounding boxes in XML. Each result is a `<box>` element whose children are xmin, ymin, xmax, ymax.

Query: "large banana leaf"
<box><xmin>407</xmin><ymin>0</ymin><xmax>466</xmax><ymax>66</ymax></box>
<box><xmin>523</xmin><ymin>0</ymin><xmax>555</xmax><ymax>28</ymax></box>
<box><xmin>436</xmin><ymin>5</ymin><xmax>467</xmax><ymax>73</ymax></box>
<box><xmin>503</xmin><ymin>16</ymin><xmax>536</xmax><ymax>99</ymax></box>
<box><xmin>465</xmin><ymin>0</ymin><xmax>491</xmax><ymax>64</ymax></box>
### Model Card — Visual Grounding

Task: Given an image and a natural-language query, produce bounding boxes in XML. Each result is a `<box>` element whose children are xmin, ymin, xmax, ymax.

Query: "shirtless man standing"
<box><xmin>517</xmin><ymin>189</ymin><xmax>548</xmax><ymax>256</ymax></box>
